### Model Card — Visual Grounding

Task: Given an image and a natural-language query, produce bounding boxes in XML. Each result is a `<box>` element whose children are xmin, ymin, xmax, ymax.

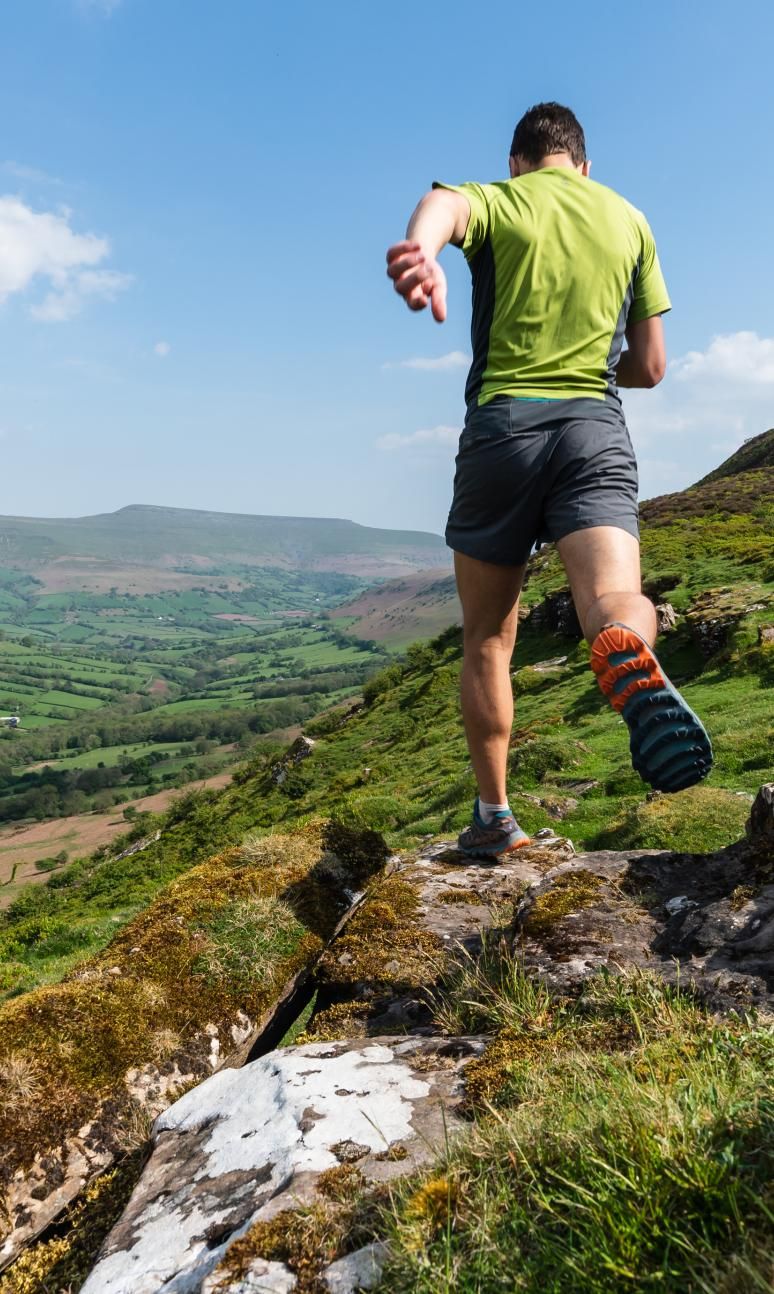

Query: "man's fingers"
<box><xmin>408</xmin><ymin>289</ymin><xmax>428</xmax><ymax>311</ymax></box>
<box><xmin>386</xmin><ymin>240</ymin><xmax>420</xmax><ymax>265</ymax></box>
<box><xmin>392</xmin><ymin>263</ymin><xmax>434</xmax><ymax>300</ymax></box>
<box><xmin>385</xmin><ymin>243</ymin><xmax>442</xmax><ymax>315</ymax></box>
<box><xmin>387</xmin><ymin>250</ymin><xmax>427</xmax><ymax>282</ymax></box>
<box><xmin>430</xmin><ymin>283</ymin><xmax>447</xmax><ymax>323</ymax></box>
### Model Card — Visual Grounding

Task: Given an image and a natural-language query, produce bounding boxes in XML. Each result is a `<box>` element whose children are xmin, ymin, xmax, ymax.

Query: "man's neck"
<box><xmin>529</xmin><ymin>153</ymin><xmax>577</xmax><ymax>172</ymax></box>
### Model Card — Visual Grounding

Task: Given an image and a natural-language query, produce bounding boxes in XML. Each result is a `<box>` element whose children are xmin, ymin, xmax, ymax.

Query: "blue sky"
<box><xmin>1</xmin><ymin>0</ymin><xmax>773</xmax><ymax>534</ymax></box>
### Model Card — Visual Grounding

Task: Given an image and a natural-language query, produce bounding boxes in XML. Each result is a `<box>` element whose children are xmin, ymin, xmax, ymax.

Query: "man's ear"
<box><xmin>509</xmin><ymin>155</ymin><xmax>520</xmax><ymax>178</ymax></box>
<box><xmin>581</xmin><ymin>159</ymin><xmax>591</xmax><ymax>177</ymax></box>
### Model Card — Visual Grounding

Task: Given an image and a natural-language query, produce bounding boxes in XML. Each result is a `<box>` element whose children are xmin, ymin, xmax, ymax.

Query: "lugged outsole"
<box><xmin>590</xmin><ymin>624</ymin><xmax>713</xmax><ymax>793</ymax></box>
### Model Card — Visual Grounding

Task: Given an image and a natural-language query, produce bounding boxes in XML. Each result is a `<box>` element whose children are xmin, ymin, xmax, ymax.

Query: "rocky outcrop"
<box><xmin>80</xmin><ymin>1035</ymin><xmax>485</xmax><ymax>1294</ymax></box>
<box><xmin>527</xmin><ymin>591</ymin><xmax>583</xmax><ymax>639</ymax></box>
<box><xmin>747</xmin><ymin>782</ymin><xmax>774</xmax><ymax>847</ymax></box>
<box><xmin>271</xmin><ymin>736</ymin><xmax>316</xmax><ymax>787</ymax></box>
<box><xmin>514</xmin><ymin>784</ymin><xmax>774</xmax><ymax>1010</ymax></box>
<box><xmin>304</xmin><ymin>831</ymin><xmax>573</xmax><ymax>1042</ymax></box>
<box><xmin>686</xmin><ymin>585</ymin><xmax>773</xmax><ymax>658</ymax></box>
<box><xmin>0</xmin><ymin>821</ymin><xmax>387</xmax><ymax>1274</ymax></box>
<box><xmin>655</xmin><ymin>602</ymin><xmax>677</xmax><ymax>633</ymax></box>
<box><xmin>77</xmin><ymin>833</ymin><xmax>573</xmax><ymax>1293</ymax></box>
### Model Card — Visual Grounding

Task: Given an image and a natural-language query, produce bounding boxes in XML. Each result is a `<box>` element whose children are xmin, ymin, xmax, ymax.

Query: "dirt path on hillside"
<box><xmin>0</xmin><ymin>771</ymin><xmax>233</xmax><ymax>909</ymax></box>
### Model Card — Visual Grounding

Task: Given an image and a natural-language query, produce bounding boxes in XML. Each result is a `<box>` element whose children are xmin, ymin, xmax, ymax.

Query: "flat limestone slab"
<box><xmin>81</xmin><ymin>1034</ymin><xmax>485</xmax><ymax>1294</ymax></box>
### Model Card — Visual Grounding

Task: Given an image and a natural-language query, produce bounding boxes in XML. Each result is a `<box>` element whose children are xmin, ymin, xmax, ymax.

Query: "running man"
<box><xmin>386</xmin><ymin>102</ymin><xmax>712</xmax><ymax>860</ymax></box>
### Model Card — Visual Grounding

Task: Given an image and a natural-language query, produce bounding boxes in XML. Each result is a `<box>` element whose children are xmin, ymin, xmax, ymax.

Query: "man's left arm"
<box><xmin>616</xmin><ymin>316</ymin><xmax>667</xmax><ymax>388</ymax></box>
<box><xmin>616</xmin><ymin>219</ymin><xmax>671</xmax><ymax>388</ymax></box>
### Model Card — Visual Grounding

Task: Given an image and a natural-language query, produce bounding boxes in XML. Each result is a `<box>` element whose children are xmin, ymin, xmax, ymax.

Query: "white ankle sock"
<box><xmin>478</xmin><ymin>798</ymin><xmax>511</xmax><ymax>823</ymax></box>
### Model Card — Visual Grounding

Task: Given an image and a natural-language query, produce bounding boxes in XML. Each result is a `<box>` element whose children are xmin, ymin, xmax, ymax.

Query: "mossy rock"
<box><xmin>510</xmin><ymin>732</ymin><xmax>582</xmax><ymax>785</ymax></box>
<box><xmin>0</xmin><ymin>819</ymin><xmax>388</xmax><ymax>1263</ymax></box>
<box><xmin>594</xmin><ymin>786</ymin><xmax>750</xmax><ymax>853</ymax></box>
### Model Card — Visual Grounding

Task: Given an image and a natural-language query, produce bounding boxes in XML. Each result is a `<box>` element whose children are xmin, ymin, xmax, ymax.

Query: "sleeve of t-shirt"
<box><xmin>431</xmin><ymin>181</ymin><xmax>491</xmax><ymax>258</ymax></box>
<box><xmin>628</xmin><ymin>219</ymin><xmax>672</xmax><ymax>323</ymax></box>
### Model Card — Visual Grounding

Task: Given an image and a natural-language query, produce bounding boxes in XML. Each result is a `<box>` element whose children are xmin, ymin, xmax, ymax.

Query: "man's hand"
<box><xmin>386</xmin><ymin>240</ymin><xmax>448</xmax><ymax>322</ymax></box>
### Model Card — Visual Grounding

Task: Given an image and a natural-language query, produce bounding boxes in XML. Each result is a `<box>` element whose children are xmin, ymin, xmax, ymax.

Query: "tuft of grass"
<box><xmin>379</xmin><ymin>963</ymin><xmax>774</xmax><ymax>1293</ymax></box>
<box><xmin>596</xmin><ymin>785</ymin><xmax>751</xmax><ymax>853</ymax></box>
<box><xmin>433</xmin><ymin>936</ymin><xmax>552</xmax><ymax>1039</ymax></box>
<box><xmin>0</xmin><ymin>1054</ymin><xmax>42</xmax><ymax>1113</ymax></box>
<box><xmin>192</xmin><ymin>895</ymin><xmax>304</xmax><ymax>990</ymax></box>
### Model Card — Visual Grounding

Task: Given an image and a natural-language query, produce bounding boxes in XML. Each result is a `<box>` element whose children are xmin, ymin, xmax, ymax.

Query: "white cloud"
<box><xmin>621</xmin><ymin>329</ymin><xmax>774</xmax><ymax>499</ymax></box>
<box><xmin>383</xmin><ymin>350</ymin><xmax>470</xmax><ymax>372</ymax></box>
<box><xmin>376</xmin><ymin>424</ymin><xmax>460</xmax><ymax>451</ymax></box>
<box><xmin>672</xmin><ymin>331</ymin><xmax>774</xmax><ymax>385</ymax></box>
<box><xmin>0</xmin><ymin>196</ymin><xmax>131</xmax><ymax>321</ymax></box>
<box><xmin>2</xmin><ymin>161</ymin><xmax>62</xmax><ymax>186</ymax></box>
<box><xmin>154</xmin><ymin>340</ymin><xmax>171</xmax><ymax>358</ymax></box>
<box><xmin>31</xmin><ymin>269</ymin><xmax>132</xmax><ymax>322</ymax></box>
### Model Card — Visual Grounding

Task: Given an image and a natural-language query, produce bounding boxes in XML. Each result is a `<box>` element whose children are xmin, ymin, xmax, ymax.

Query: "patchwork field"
<box><xmin>0</xmin><ymin>564</ymin><xmax>392</xmax><ymax>839</ymax></box>
<box><xmin>0</xmin><ymin>771</ymin><xmax>234</xmax><ymax>910</ymax></box>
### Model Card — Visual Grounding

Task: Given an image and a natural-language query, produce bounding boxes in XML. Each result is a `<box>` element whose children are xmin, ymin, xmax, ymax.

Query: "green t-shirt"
<box><xmin>434</xmin><ymin>169</ymin><xmax>671</xmax><ymax>410</ymax></box>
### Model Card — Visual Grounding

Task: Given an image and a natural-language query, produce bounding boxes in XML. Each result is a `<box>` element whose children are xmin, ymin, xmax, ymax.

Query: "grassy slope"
<box><xmin>1</xmin><ymin>436</ymin><xmax>773</xmax><ymax>1292</ymax></box>
<box><xmin>1</xmin><ymin>432</ymin><xmax>772</xmax><ymax>995</ymax></box>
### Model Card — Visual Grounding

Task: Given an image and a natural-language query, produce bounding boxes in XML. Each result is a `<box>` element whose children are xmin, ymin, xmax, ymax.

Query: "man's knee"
<box><xmin>462</xmin><ymin>621</ymin><xmax>517</xmax><ymax>655</ymax></box>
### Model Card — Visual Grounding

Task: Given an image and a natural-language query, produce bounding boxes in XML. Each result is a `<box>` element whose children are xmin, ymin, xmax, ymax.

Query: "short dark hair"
<box><xmin>510</xmin><ymin>102</ymin><xmax>586</xmax><ymax>166</ymax></box>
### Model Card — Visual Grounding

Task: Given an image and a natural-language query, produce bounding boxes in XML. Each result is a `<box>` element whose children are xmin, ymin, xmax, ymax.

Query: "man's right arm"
<box><xmin>616</xmin><ymin>316</ymin><xmax>667</xmax><ymax>388</ymax></box>
<box><xmin>386</xmin><ymin>188</ymin><xmax>470</xmax><ymax>323</ymax></box>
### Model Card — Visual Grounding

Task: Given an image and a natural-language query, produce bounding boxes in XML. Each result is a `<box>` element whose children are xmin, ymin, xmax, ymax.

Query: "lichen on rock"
<box><xmin>0</xmin><ymin>819</ymin><xmax>387</xmax><ymax>1277</ymax></box>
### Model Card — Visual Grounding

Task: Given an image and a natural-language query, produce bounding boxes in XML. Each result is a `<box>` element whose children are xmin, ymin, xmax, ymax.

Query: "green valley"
<box><xmin>0</xmin><ymin>509</ymin><xmax>453</xmax><ymax>867</ymax></box>
<box><xmin>1</xmin><ymin>429</ymin><xmax>771</xmax><ymax>999</ymax></box>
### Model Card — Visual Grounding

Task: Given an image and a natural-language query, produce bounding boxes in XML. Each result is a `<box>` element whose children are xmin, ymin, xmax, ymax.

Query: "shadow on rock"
<box><xmin>514</xmin><ymin>783</ymin><xmax>774</xmax><ymax>1012</ymax></box>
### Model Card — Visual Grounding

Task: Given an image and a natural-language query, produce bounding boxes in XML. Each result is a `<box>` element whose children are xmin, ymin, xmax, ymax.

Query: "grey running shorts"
<box><xmin>445</xmin><ymin>396</ymin><xmax>640</xmax><ymax>567</ymax></box>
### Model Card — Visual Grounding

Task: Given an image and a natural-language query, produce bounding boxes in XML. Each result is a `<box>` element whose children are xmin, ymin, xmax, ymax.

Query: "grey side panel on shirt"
<box><xmin>604</xmin><ymin>256</ymin><xmax>641</xmax><ymax>397</ymax></box>
<box><xmin>464</xmin><ymin>235</ymin><xmax>497</xmax><ymax>414</ymax></box>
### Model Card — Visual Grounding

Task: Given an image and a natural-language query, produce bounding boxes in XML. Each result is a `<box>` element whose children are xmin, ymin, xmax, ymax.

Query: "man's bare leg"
<box><xmin>558</xmin><ymin>525</ymin><xmax>712</xmax><ymax>791</ymax></box>
<box><xmin>454</xmin><ymin>552</ymin><xmax>526</xmax><ymax>803</ymax></box>
<box><xmin>556</xmin><ymin>525</ymin><xmax>655</xmax><ymax>644</ymax></box>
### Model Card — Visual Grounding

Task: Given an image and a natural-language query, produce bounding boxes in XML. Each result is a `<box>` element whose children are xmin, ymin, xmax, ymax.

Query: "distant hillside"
<box><xmin>642</xmin><ymin>427</ymin><xmax>774</xmax><ymax>527</ymax></box>
<box><xmin>695</xmin><ymin>427</ymin><xmax>774</xmax><ymax>485</ymax></box>
<box><xmin>0</xmin><ymin>504</ymin><xmax>448</xmax><ymax>585</ymax></box>
<box><xmin>334</xmin><ymin>568</ymin><xmax>458</xmax><ymax>646</ymax></box>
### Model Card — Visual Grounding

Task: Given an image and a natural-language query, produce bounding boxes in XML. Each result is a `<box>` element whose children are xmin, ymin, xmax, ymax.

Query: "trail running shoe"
<box><xmin>457</xmin><ymin>798</ymin><xmax>532</xmax><ymax>860</ymax></box>
<box><xmin>590</xmin><ymin>622</ymin><xmax>713</xmax><ymax>793</ymax></box>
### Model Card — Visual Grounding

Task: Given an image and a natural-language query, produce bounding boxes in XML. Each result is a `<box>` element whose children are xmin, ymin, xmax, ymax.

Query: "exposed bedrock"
<box><xmin>80</xmin><ymin>1035</ymin><xmax>483</xmax><ymax>1294</ymax></box>
<box><xmin>78</xmin><ymin>832</ymin><xmax>572</xmax><ymax>1293</ymax></box>
<box><xmin>28</xmin><ymin>794</ymin><xmax>774</xmax><ymax>1290</ymax></box>
<box><xmin>514</xmin><ymin>783</ymin><xmax>774</xmax><ymax>1010</ymax></box>
<box><xmin>0</xmin><ymin>821</ymin><xmax>388</xmax><ymax>1274</ymax></box>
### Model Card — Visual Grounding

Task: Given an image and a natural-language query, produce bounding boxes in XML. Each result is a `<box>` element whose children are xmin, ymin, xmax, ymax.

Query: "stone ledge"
<box><xmin>80</xmin><ymin>1035</ymin><xmax>486</xmax><ymax>1294</ymax></box>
